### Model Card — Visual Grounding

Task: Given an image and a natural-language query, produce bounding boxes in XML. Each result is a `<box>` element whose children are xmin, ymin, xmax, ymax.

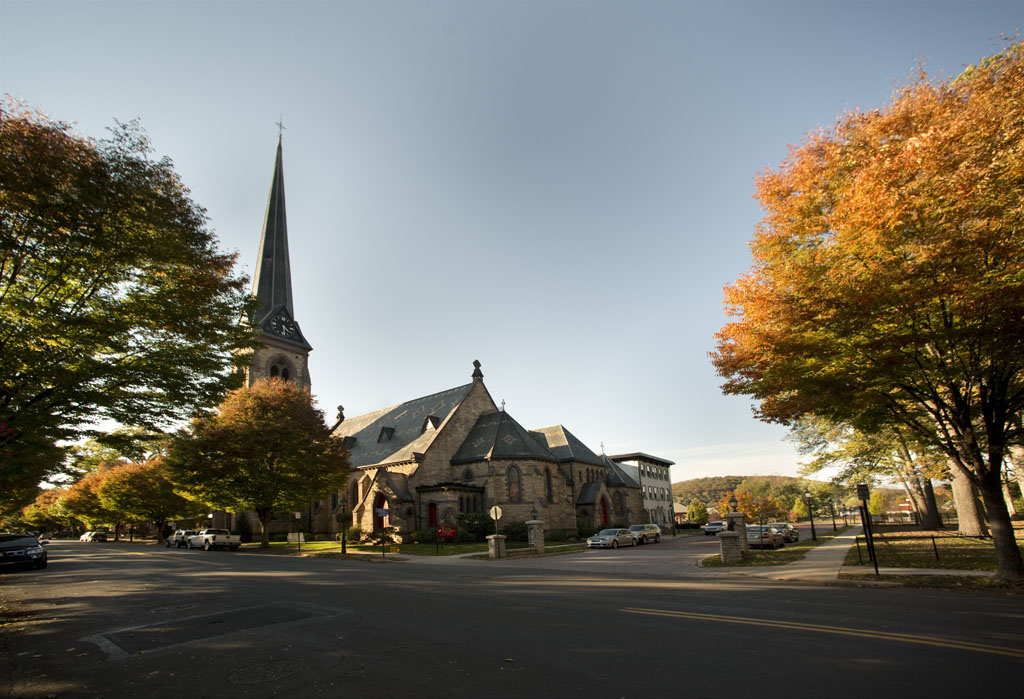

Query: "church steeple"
<box><xmin>243</xmin><ymin>135</ymin><xmax>312</xmax><ymax>389</ymax></box>
<box><xmin>253</xmin><ymin>136</ymin><xmax>295</xmax><ymax>324</ymax></box>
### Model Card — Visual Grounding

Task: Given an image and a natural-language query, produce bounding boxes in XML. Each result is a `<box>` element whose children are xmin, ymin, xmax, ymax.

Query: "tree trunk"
<box><xmin>257</xmin><ymin>507</ymin><xmax>272</xmax><ymax>548</ymax></box>
<box><xmin>950</xmin><ymin>461</ymin><xmax>988</xmax><ymax>537</ymax></box>
<box><xmin>978</xmin><ymin>468</ymin><xmax>1024</xmax><ymax>583</ymax></box>
<box><xmin>1010</xmin><ymin>445</ymin><xmax>1024</xmax><ymax>517</ymax></box>
<box><xmin>922</xmin><ymin>478</ymin><xmax>943</xmax><ymax>530</ymax></box>
<box><xmin>1002</xmin><ymin>476</ymin><xmax>1018</xmax><ymax>519</ymax></box>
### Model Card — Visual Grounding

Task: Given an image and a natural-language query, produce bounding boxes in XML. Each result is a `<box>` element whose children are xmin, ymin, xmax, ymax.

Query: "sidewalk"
<box><xmin>727</xmin><ymin>527</ymin><xmax>863</xmax><ymax>584</ymax></box>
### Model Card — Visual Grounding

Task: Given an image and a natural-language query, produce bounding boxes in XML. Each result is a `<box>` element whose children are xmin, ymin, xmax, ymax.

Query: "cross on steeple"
<box><xmin>275</xmin><ymin>116</ymin><xmax>286</xmax><ymax>139</ymax></box>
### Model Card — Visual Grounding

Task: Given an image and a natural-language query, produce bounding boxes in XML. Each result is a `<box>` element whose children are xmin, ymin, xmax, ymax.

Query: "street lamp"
<box><xmin>729</xmin><ymin>495</ymin><xmax>738</xmax><ymax>513</ymax></box>
<box><xmin>339</xmin><ymin>497</ymin><xmax>348</xmax><ymax>555</ymax></box>
<box><xmin>804</xmin><ymin>491</ymin><xmax>817</xmax><ymax>541</ymax></box>
<box><xmin>531</xmin><ymin>506</ymin><xmax>539</xmax><ymax>521</ymax></box>
<box><xmin>830</xmin><ymin>501</ymin><xmax>838</xmax><ymax>531</ymax></box>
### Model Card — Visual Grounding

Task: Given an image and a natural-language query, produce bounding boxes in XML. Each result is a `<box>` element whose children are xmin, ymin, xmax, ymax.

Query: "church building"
<box><xmin>243</xmin><ymin>138</ymin><xmax>670</xmax><ymax>540</ymax></box>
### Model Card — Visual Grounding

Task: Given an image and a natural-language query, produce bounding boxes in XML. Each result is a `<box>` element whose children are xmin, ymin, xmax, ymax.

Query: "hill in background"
<box><xmin>672</xmin><ymin>475</ymin><xmax>825</xmax><ymax>506</ymax></box>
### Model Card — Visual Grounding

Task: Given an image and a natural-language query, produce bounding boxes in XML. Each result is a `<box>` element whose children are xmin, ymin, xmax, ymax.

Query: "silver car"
<box><xmin>629</xmin><ymin>524</ymin><xmax>662</xmax><ymax>544</ymax></box>
<box><xmin>767</xmin><ymin>522</ymin><xmax>799</xmax><ymax>542</ymax></box>
<box><xmin>747</xmin><ymin>525</ymin><xmax>785</xmax><ymax>549</ymax></box>
<box><xmin>703</xmin><ymin>521</ymin><xmax>727</xmax><ymax>536</ymax></box>
<box><xmin>587</xmin><ymin>529</ymin><xmax>637</xmax><ymax>549</ymax></box>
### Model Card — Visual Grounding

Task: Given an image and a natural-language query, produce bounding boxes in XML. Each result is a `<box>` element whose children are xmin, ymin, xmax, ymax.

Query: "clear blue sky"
<box><xmin>2</xmin><ymin>1</ymin><xmax>1021</xmax><ymax>483</ymax></box>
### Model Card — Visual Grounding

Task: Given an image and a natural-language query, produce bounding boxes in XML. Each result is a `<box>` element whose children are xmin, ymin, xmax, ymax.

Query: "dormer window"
<box><xmin>342</xmin><ymin>436</ymin><xmax>357</xmax><ymax>449</ymax></box>
<box><xmin>378</xmin><ymin>426</ymin><xmax>395</xmax><ymax>443</ymax></box>
<box><xmin>421</xmin><ymin>415</ymin><xmax>441</xmax><ymax>433</ymax></box>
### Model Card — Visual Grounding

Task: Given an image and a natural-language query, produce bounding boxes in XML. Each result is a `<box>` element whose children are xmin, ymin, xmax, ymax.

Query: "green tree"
<box><xmin>0</xmin><ymin>100</ymin><xmax>255</xmax><ymax>512</ymax></box>
<box><xmin>20</xmin><ymin>488</ymin><xmax>69</xmax><ymax>534</ymax></box>
<box><xmin>686</xmin><ymin>499</ymin><xmax>708</xmax><ymax>525</ymax></box>
<box><xmin>96</xmin><ymin>458</ymin><xmax>201</xmax><ymax>542</ymax></box>
<box><xmin>165</xmin><ymin>379</ymin><xmax>350</xmax><ymax>548</ymax></box>
<box><xmin>711</xmin><ymin>44</ymin><xmax>1024</xmax><ymax>582</ymax></box>
<box><xmin>61</xmin><ymin>465</ymin><xmax>124</xmax><ymax>536</ymax></box>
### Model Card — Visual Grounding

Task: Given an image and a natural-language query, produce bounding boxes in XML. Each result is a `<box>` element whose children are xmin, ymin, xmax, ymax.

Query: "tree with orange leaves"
<box><xmin>712</xmin><ymin>42</ymin><xmax>1024</xmax><ymax>582</ymax></box>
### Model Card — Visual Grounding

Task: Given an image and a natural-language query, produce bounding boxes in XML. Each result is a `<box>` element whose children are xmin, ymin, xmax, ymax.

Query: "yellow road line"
<box><xmin>621</xmin><ymin>608</ymin><xmax>1024</xmax><ymax>660</ymax></box>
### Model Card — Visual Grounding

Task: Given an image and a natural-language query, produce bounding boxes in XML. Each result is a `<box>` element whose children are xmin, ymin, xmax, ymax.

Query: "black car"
<box><xmin>0</xmin><ymin>532</ymin><xmax>48</xmax><ymax>569</ymax></box>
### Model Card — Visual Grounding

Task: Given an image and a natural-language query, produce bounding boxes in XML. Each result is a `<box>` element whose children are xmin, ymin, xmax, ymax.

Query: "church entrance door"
<box><xmin>373</xmin><ymin>493</ymin><xmax>389</xmax><ymax>530</ymax></box>
<box><xmin>600</xmin><ymin>497</ymin><xmax>609</xmax><ymax>525</ymax></box>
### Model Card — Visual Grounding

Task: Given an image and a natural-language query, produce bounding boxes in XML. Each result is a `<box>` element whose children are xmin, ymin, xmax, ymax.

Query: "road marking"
<box><xmin>621</xmin><ymin>608</ymin><xmax>1024</xmax><ymax>660</ymax></box>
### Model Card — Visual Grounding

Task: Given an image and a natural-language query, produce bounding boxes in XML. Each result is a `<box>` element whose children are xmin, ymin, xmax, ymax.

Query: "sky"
<box><xmin>2</xmin><ymin>1</ymin><xmax>1021</xmax><ymax>484</ymax></box>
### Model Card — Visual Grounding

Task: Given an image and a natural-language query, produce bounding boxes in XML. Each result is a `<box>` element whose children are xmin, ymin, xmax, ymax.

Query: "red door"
<box><xmin>428</xmin><ymin>502</ymin><xmax>438</xmax><ymax>528</ymax></box>
<box><xmin>600</xmin><ymin>497</ymin><xmax>609</xmax><ymax>525</ymax></box>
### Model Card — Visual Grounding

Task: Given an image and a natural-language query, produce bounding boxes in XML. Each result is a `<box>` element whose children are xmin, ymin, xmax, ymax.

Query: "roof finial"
<box><xmin>472</xmin><ymin>359</ymin><xmax>483</xmax><ymax>382</ymax></box>
<box><xmin>275</xmin><ymin>115</ymin><xmax>286</xmax><ymax>141</ymax></box>
<box><xmin>600</xmin><ymin>441</ymin><xmax>605</xmax><ymax>454</ymax></box>
<box><xmin>500</xmin><ymin>399</ymin><xmax>505</xmax><ymax>412</ymax></box>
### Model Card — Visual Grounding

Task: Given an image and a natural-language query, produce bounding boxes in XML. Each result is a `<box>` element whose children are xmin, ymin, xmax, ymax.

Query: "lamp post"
<box><xmin>804</xmin><ymin>491</ymin><xmax>817</xmax><ymax>541</ymax></box>
<box><xmin>339</xmin><ymin>497</ymin><xmax>348</xmax><ymax>555</ymax></box>
<box><xmin>531</xmin><ymin>506</ymin><xmax>539</xmax><ymax>521</ymax></box>
<box><xmin>729</xmin><ymin>495</ymin><xmax>738</xmax><ymax>513</ymax></box>
<box><xmin>830</xmin><ymin>501</ymin><xmax>838</xmax><ymax>531</ymax></box>
<box><xmin>294</xmin><ymin>511</ymin><xmax>302</xmax><ymax>555</ymax></box>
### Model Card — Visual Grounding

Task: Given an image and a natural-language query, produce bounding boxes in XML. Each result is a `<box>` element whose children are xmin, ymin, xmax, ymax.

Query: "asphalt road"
<box><xmin>2</xmin><ymin>539</ymin><xmax>1021</xmax><ymax>698</ymax></box>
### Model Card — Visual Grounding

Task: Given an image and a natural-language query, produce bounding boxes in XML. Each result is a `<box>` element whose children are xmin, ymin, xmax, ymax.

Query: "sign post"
<box><xmin>856</xmin><ymin>484</ymin><xmax>879</xmax><ymax>576</ymax></box>
<box><xmin>375</xmin><ymin>508</ymin><xmax>389</xmax><ymax>558</ymax></box>
<box><xmin>488</xmin><ymin>505</ymin><xmax>503</xmax><ymax>559</ymax></box>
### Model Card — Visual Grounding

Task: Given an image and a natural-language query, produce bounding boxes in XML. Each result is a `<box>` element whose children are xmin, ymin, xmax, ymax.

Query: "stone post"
<box><xmin>526</xmin><ymin>520</ymin><xmax>545</xmax><ymax>554</ymax></box>
<box><xmin>718</xmin><ymin>531</ymin><xmax>743</xmax><ymax>564</ymax></box>
<box><xmin>723</xmin><ymin>511</ymin><xmax>749</xmax><ymax>554</ymax></box>
<box><xmin>486</xmin><ymin>534</ymin><xmax>507</xmax><ymax>559</ymax></box>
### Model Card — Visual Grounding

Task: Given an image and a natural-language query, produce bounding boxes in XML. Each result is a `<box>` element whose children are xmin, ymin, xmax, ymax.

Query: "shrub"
<box><xmin>502</xmin><ymin>520</ymin><xmax>528</xmax><ymax>542</ymax></box>
<box><xmin>546</xmin><ymin>529</ymin><xmax>568</xmax><ymax>542</ymax></box>
<box><xmin>345</xmin><ymin>525</ymin><xmax>362</xmax><ymax>542</ymax></box>
<box><xmin>457</xmin><ymin>513</ymin><xmax>492</xmax><ymax>542</ymax></box>
<box><xmin>578</xmin><ymin>526</ymin><xmax>598</xmax><ymax>539</ymax></box>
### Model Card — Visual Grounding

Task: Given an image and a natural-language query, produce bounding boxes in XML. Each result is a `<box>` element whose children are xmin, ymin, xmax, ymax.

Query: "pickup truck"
<box><xmin>186</xmin><ymin>529</ymin><xmax>241</xmax><ymax>551</ymax></box>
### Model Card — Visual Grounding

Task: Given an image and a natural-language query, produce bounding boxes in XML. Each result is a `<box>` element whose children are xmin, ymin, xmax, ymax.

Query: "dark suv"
<box><xmin>628</xmin><ymin>523</ymin><xmax>662</xmax><ymax>544</ymax></box>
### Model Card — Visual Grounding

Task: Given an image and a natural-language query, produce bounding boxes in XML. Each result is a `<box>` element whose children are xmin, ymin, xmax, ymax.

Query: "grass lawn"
<box><xmin>700</xmin><ymin>531</ymin><xmax>840</xmax><ymax>568</ymax></box>
<box><xmin>841</xmin><ymin>522</ymin><xmax>1024</xmax><ymax>571</ymax></box>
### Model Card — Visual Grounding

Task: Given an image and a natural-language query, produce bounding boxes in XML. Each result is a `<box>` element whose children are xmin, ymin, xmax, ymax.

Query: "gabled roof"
<box><xmin>530</xmin><ymin>425</ymin><xmax>605</xmax><ymax>466</ymax></box>
<box><xmin>602</xmin><ymin>454</ymin><xmax>641</xmax><ymax>488</ymax></box>
<box><xmin>451</xmin><ymin>411</ymin><xmax>558</xmax><ymax>465</ymax></box>
<box><xmin>577</xmin><ymin>481</ymin><xmax>602</xmax><ymax>506</ymax></box>
<box><xmin>332</xmin><ymin>383</ymin><xmax>476</xmax><ymax>467</ymax></box>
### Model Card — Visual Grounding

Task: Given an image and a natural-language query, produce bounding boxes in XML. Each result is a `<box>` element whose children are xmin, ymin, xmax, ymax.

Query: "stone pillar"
<box><xmin>723</xmin><ymin>512</ymin><xmax>749</xmax><ymax>554</ymax></box>
<box><xmin>718</xmin><ymin>531</ymin><xmax>743</xmax><ymax>564</ymax></box>
<box><xmin>486</xmin><ymin>534</ymin><xmax>507</xmax><ymax>559</ymax></box>
<box><xmin>526</xmin><ymin>520</ymin><xmax>545</xmax><ymax>554</ymax></box>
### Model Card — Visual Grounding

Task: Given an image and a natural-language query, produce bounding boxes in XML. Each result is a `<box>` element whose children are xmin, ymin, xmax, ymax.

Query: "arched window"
<box><xmin>428</xmin><ymin>502</ymin><xmax>438</xmax><ymax>527</ymax></box>
<box><xmin>507</xmin><ymin>465</ymin><xmax>523</xmax><ymax>504</ymax></box>
<box><xmin>270</xmin><ymin>365</ymin><xmax>279</xmax><ymax>378</ymax></box>
<box><xmin>281</xmin><ymin>367</ymin><xmax>290</xmax><ymax>381</ymax></box>
<box><xmin>463</xmin><ymin>468</ymin><xmax>473</xmax><ymax>481</ymax></box>
<box><xmin>545</xmin><ymin>468</ymin><xmax>553</xmax><ymax>502</ymax></box>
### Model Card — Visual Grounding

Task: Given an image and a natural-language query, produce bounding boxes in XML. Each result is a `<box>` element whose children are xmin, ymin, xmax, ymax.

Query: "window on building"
<box><xmin>507</xmin><ymin>465</ymin><xmax>523</xmax><ymax>504</ymax></box>
<box><xmin>545</xmin><ymin>468</ymin><xmax>553</xmax><ymax>502</ymax></box>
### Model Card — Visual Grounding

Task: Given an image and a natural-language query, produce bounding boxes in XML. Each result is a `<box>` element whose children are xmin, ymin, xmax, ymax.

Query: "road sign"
<box><xmin>489</xmin><ymin>505</ymin><xmax>502</xmax><ymax>521</ymax></box>
<box><xmin>375</xmin><ymin>508</ymin><xmax>389</xmax><ymax>517</ymax></box>
<box><xmin>856</xmin><ymin>484</ymin><xmax>870</xmax><ymax>500</ymax></box>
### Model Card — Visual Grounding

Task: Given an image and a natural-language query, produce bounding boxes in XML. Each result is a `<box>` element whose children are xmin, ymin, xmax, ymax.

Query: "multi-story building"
<box><xmin>610</xmin><ymin>452</ymin><xmax>675</xmax><ymax>528</ymax></box>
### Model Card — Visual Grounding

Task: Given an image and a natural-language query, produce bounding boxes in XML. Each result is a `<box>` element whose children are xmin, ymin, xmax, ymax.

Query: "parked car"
<box><xmin>0</xmin><ymin>532</ymin><xmax>48</xmax><ymax>569</ymax></box>
<box><xmin>629</xmin><ymin>523</ymin><xmax>662</xmax><ymax>544</ymax></box>
<box><xmin>586</xmin><ymin>529</ymin><xmax>638</xmax><ymax>549</ymax></box>
<box><xmin>165</xmin><ymin>530</ymin><xmax>198</xmax><ymax>548</ymax></box>
<box><xmin>703</xmin><ymin>521</ymin><xmax>727</xmax><ymax>536</ymax></box>
<box><xmin>767</xmin><ymin>522</ymin><xmax>799</xmax><ymax>542</ymax></box>
<box><xmin>79</xmin><ymin>531</ymin><xmax>108</xmax><ymax>542</ymax></box>
<box><xmin>747</xmin><ymin>525</ymin><xmax>785</xmax><ymax>549</ymax></box>
<box><xmin>186</xmin><ymin>529</ymin><xmax>241</xmax><ymax>551</ymax></box>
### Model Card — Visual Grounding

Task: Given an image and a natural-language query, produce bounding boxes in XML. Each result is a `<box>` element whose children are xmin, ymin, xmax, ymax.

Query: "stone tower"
<box><xmin>244</xmin><ymin>136</ymin><xmax>312</xmax><ymax>388</ymax></box>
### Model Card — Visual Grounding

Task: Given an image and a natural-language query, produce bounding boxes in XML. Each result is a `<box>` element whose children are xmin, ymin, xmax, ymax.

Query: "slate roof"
<box><xmin>602</xmin><ymin>454</ymin><xmax>641</xmax><ymax>488</ymax></box>
<box><xmin>529</xmin><ymin>425</ymin><xmax>605</xmax><ymax>466</ymax></box>
<box><xmin>331</xmin><ymin>383</ymin><xmax>476</xmax><ymax>467</ymax></box>
<box><xmin>451</xmin><ymin>411</ymin><xmax>558</xmax><ymax>465</ymax></box>
<box><xmin>577</xmin><ymin>482</ymin><xmax>602</xmax><ymax>506</ymax></box>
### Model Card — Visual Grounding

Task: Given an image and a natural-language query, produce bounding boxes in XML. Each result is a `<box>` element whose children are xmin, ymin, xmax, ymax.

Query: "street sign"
<box><xmin>488</xmin><ymin>505</ymin><xmax>502</xmax><ymax>521</ymax></box>
<box><xmin>856</xmin><ymin>484</ymin><xmax>870</xmax><ymax>500</ymax></box>
<box><xmin>436</xmin><ymin>525</ymin><xmax>457</xmax><ymax>540</ymax></box>
<box><xmin>375</xmin><ymin>508</ymin><xmax>389</xmax><ymax>517</ymax></box>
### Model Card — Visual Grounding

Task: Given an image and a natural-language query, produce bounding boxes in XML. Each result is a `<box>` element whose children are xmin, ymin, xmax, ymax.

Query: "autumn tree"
<box><xmin>61</xmin><ymin>466</ymin><xmax>124</xmax><ymax>536</ymax></box>
<box><xmin>96</xmin><ymin>458</ymin><xmax>201</xmax><ymax>542</ymax></box>
<box><xmin>20</xmin><ymin>488</ymin><xmax>70</xmax><ymax>534</ymax></box>
<box><xmin>165</xmin><ymin>379</ymin><xmax>350</xmax><ymax>548</ymax></box>
<box><xmin>0</xmin><ymin>100</ymin><xmax>255</xmax><ymax>512</ymax></box>
<box><xmin>687</xmin><ymin>499</ymin><xmax>709</xmax><ymax>525</ymax></box>
<box><xmin>712</xmin><ymin>43</ymin><xmax>1024</xmax><ymax>582</ymax></box>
